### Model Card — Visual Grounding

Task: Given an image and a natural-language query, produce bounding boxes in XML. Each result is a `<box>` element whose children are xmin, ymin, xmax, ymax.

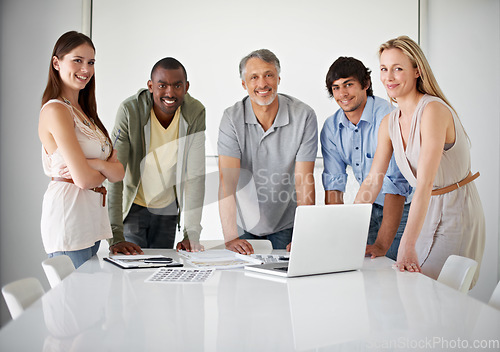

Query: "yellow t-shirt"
<box><xmin>134</xmin><ymin>108</ymin><xmax>180</xmax><ymax>209</ymax></box>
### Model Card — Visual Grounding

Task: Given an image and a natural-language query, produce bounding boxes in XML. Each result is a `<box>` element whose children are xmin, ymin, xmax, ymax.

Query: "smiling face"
<box><xmin>242</xmin><ymin>57</ymin><xmax>280</xmax><ymax>107</ymax></box>
<box><xmin>148</xmin><ymin>67</ymin><xmax>189</xmax><ymax>120</ymax></box>
<box><xmin>379</xmin><ymin>48</ymin><xmax>420</xmax><ymax>100</ymax></box>
<box><xmin>52</xmin><ymin>43</ymin><xmax>95</xmax><ymax>93</ymax></box>
<box><xmin>331</xmin><ymin>76</ymin><xmax>368</xmax><ymax>121</ymax></box>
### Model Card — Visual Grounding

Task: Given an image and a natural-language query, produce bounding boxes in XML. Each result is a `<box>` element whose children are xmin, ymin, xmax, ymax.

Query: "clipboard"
<box><xmin>104</xmin><ymin>255</ymin><xmax>183</xmax><ymax>269</ymax></box>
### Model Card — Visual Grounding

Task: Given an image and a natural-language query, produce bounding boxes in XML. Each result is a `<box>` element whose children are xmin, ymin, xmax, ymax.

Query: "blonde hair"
<box><xmin>379</xmin><ymin>35</ymin><xmax>468</xmax><ymax>141</ymax></box>
<box><xmin>379</xmin><ymin>35</ymin><xmax>453</xmax><ymax>108</ymax></box>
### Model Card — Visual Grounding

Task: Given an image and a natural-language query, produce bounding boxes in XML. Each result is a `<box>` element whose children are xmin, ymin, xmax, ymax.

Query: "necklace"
<box><xmin>61</xmin><ymin>97</ymin><xmax>111</xmax><ymax>154</ymax></box>
<box><xmin>62</xmin><ymin>97</ymin><xmax>95</xmax><ymax>127</ymax></box>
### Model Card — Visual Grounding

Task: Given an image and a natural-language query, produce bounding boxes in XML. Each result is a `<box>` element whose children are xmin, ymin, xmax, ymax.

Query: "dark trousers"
<box><xmin>123</xmin><ymin>203</ymin><xmax>178</xmax><ymax>248</ymax></box>
<box><xmin>240</xmin><ymin>228</ymin><xmax>293</xmax><ymax>250</ymax></box>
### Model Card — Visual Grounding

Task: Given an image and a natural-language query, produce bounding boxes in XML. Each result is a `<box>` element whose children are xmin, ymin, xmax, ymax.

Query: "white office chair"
<box><xmin>2</xmin><ymin>277</ymin><xmax>45</xmax><ymax>320</ymax></box>
<box><xmin>488</xmin><ymin>280</ymin><xmax>500</xmax><ymax>310</ymax></box>
<box><xmin>437</xmin><ymin>255</ymin><xmax>478</xmax><ymax>293</ymax></box>
<box><xmin>247</xmin><ymin>239</ymin><xmax>273</xmax><ymax>253</ymax></box>
<box><xmin>199</xmin><ymin>239</ymin><xmax>273</xmax><ymax>253</ymax></box>
<box><xmin>42</xmin><ymin>255</ymin><xmax>75</xmax><ymax>288</ymax></box>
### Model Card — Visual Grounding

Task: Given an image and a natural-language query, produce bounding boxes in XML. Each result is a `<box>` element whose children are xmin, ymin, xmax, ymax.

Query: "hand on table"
<box><xmin>176</xmin><ymin>239</ymin><xmax>204</xmax><ymax>252</ymax></box>
<box><xmin>109</xmin><ymin>241</ymin><xmax>144</xmax><ymax>255</ymax></box>
<box><xmin>225</xmin><ymin>238</ymin><xmax>254</xmax><ymax>255</ymax></box>
<box><xmin>395</xmin><ymin>245</ymin><xmax>421</xmax><ymax>273</ymax></box>
<box><xmin>365</xmin><ymin>242</ymin><xmax>389</xmax><ymax>259</ymax></box>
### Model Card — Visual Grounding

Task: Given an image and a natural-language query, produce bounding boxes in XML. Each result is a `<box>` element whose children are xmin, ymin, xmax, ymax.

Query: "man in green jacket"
<box><xmin>108</xmin><ymin>57</ymin><xmax>205</xmax><ymax>254</ymax></box>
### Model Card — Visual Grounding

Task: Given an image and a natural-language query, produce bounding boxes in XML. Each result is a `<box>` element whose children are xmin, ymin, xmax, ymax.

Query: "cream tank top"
<box><xmin>40</xmin><ymin>99</ymin><xmax>112</xmax><ymax>253</ymax></box>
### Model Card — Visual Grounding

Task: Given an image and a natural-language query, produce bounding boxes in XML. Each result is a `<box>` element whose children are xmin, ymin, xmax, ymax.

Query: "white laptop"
<box><xmin>245</xmin><ymin>204</ymin><xmax>372</xmax><ymax>277</ymax></box>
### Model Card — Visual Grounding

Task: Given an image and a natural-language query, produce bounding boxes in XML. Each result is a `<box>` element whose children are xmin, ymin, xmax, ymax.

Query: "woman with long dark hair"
<box><xmin>38</xmin><ymin>31</ymin><xmax>124</xmax><ymax>268</ymax></box>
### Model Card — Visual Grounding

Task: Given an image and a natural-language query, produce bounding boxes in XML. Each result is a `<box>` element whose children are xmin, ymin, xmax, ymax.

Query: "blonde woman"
<box><xmin>39</xmin><ymin>31</ymin><xmax>124</xmax><ymax>268</ymax></box>
<box><xmin>355</xmin><ymin>36</ymin><xmax>484</xmax><ymax>284</ymax></box>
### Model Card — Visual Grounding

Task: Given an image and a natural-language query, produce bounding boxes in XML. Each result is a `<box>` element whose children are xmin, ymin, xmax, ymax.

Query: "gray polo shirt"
<box><xmin>218</xmin><ymin>94</ymin><xmax>318</xmax><ymax>236</ymax></box>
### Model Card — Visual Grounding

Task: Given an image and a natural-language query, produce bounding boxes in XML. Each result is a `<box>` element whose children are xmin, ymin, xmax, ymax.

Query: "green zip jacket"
<box><xmin>107</xmin><ymin>88</ymin><xmax>206</xmax><ymax>245</ymax></box>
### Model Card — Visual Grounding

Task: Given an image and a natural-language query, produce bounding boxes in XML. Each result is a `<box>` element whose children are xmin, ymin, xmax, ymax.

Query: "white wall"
<box><xmin>422</xmin><ymin>0</ymin><xmax>500</xmax><ymax>301</ymax></box>
<box><xmin>0</xmin><ymin>0</ymin><xmax>84</xmax><ymax>327</ymax></box>
<box><xmin>91</xmin><ymin>0</ymin><xmax>419</xmax><ymax>156</ymax></box>
<box><xmin>0</xmin><ymin>0</ymin><xmax>498</xmax><ymax>327</ymax></box>
<box><xmin>92</xmin><ymin>0</ymin><xmax>418</xmax><ymax>270</ymax></box>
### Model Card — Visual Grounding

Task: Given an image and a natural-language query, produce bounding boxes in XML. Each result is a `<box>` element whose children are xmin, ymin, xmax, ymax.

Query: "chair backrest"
<box><xmin>246</xmin><ymin>239</ymin><xmax>273</xmax><ymax>254</ymax></box>
<box><xmin>42</xmin><ymin>255</ymin><xmax>75</xmax><ymax>288</ymax></box>
<box><xmin>489</xmin><ymin>280</ymin><xmax>500</xmax><ymax>310</ymax></box>
<box><xmin>2</xmin><ymin>277</ymin><xmax>45</xmax><ymax>320</ymax></box>
<box><xmin>199</xmin><ymin>239</ymin><xmax>273</xmax><ymax>253</ymax></box>
<box><xmin>437</xmin><ymin>255</ymin><xmax>478</xmax><ymax>293</ymax></box>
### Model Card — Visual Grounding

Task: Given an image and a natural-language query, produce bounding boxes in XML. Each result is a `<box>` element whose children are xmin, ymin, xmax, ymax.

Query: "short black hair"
<box><xmin>151</xmin><ymin>57</ymin><xmax>187</xmax><ymax>81</ymax></box>
<box><xmin>325</xmin><ymin>57</ymin><xmax>373</xmax><ymax>97</ymax></box>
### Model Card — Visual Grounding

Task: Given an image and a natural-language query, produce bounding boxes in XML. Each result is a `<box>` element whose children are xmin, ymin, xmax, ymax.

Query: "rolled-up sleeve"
<box><xmin>381</xmin><ymin>156</ymin><xmax>412</xmax><ymax>197</ymax></box>
<box><xmin>320</xmin><ymin>120</ymin><xmax>348</xmax><ymax>192</ymax></box>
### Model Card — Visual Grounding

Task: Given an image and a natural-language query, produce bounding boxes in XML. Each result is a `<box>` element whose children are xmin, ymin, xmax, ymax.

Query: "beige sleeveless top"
<box><xmin>387</xmin><ymin>95</ymin><xmax>484</xmax><ymax>272</ymax></box>
<box><xmin>40</xmin><ymin>99</ymin><xmax>112</xmax><ymax>253</ymax></box>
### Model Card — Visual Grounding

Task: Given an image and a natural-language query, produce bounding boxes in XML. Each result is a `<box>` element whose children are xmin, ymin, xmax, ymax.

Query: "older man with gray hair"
<box><xmin>218</xmin><ymin>49</ymin><xmax>318</xmax><ymax>254</ymax></box>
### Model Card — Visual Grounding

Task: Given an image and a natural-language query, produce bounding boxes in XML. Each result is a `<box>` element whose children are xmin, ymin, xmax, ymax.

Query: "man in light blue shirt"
<box><xmin>321</xmin><ymin>57</ymin><xmax>411</xmax><ymax>260</ymax></box>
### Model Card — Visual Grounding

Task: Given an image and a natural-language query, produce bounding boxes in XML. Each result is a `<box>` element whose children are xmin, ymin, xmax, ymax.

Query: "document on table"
<box><xmin>145</xmin><ymin>268</ymin><xmax>215</xmax><ymax>283</ymax></box>
<box><xmin>178</xmin><ymin>249</ymin><xmax>262</xmax><ymax>269</ymax></box>
<box><xmin>104</xmin><ymin>255</ymin><xmax>183</xmax><ymax>269</ymax></box>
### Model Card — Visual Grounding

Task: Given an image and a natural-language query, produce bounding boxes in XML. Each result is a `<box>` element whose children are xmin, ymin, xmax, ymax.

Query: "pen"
<box><xmin>116</xmin><ymin>257</ymin><xmax>172</xmax><ymax>263</ymax></box>
<box><xmin>113</xmin><ymin>129</ymin><xmax>121</xmax><ymax>147</ymax></box>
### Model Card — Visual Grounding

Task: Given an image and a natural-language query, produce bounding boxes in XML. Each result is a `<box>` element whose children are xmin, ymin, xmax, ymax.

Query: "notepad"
<box><xmin>145</xmin><ymin>268</ymin><xmax>214</xmax><ymax>283</ymax></box>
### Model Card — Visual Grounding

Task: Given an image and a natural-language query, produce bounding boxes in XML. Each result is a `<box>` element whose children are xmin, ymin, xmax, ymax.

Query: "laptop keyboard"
<box><xmin>251</xmin><ymin>254</ymin><xmax>290</xmax><ymax>264</ymax></box>
<box><xmin>274</xmin><ymin>266</ymin><xmax>289</xmax><ymax>272</ymax></box>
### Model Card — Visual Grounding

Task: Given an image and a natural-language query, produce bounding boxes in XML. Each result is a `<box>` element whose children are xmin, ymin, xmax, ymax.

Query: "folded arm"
<box><xmin>87</xmin><ymin>149</ymin><xmax>124</xmax><ymax>183</ymax></box>
<box><xmin>39</xmin><ymin>103</ymin><xmax>107</xmax><ymax>189</ymax></box>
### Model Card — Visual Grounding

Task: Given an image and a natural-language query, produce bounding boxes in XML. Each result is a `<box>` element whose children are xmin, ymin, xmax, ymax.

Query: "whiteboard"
<box><xmin>92</xmin><ymin>0</ymin><xmax>418</xmax><ymax>156</ymax></box>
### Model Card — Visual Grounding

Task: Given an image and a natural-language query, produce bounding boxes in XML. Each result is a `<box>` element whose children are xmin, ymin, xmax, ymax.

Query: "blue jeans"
<box><xmin>367</xmin><ymin>203</ymin><xmax>410</xmax><ymax>261</ymax></box>
<box><xmin>48</xmin><ymin>241</ymin><xmax>100</xmax><ymax>269</ymax></box>
<box><xmin>240</xmin><ymin>228</ymin><xmax>293</xmax><ymax>250</ymax></box>
<box><xmin>123</xmin><ymin>203</ymin><xmax>178</xmax><ymax>248</ymax></box>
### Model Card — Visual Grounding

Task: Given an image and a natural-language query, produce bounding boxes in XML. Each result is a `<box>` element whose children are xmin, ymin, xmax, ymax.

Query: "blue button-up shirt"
<box><xmin>320</xmin><ymin>96</ymin><xmax>411</xmax><ymax>206</ymax></box>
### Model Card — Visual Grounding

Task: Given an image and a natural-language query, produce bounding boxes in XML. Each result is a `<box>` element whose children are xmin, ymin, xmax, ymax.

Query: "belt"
<box><xmin>51</xmin><ymin>177</ymin><xmax>107</xmax><ymax>206</ymax></box>
<box><xmin>431</xmin><ymin>172</ymin><xmax>479</xmax><ymax>196</ymax></box>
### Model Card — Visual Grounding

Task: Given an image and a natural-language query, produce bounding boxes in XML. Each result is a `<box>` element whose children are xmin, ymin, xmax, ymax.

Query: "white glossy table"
<box><xmin>1</xmin><ymin>250</ymin><xmax>499</xmax><ymax>351</ymax></box>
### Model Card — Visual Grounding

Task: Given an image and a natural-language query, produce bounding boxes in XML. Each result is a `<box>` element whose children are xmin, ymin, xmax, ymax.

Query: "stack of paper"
<box><xmin>178</xmin><ymin>249</ymin><xmax>261</xmax><ymax>269</ymax></box>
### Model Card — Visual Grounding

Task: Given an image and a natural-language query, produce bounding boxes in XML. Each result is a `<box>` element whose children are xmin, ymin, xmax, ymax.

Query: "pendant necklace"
<box><xmin>62</xmin><ymin>97</ymin><xmax>95</xmax><ymax>127</ymax></box>
<box><xmin>61</xmin><ymin>97</ymin><xmax>110</xmax><ymax>154</ymax></box>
